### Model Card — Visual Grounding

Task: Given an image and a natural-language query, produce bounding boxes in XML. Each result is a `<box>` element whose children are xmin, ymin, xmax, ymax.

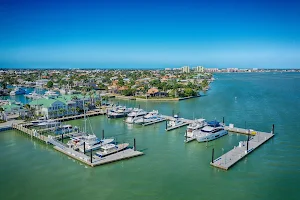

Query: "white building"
<box><xmin>194</xmin><ymin>66</ymin><xmax>204</xmax><ymax>73</ymax></box>
<box><xmin>181</xmin><ymin>66</ymin><xmax>190</xmax><ymax>73</ymax></box>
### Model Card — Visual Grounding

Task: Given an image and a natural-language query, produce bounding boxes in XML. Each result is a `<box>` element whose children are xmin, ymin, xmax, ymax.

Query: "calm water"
<box><xmin>1</xmin><ymin>73</ymin><xmax>300</xmax><ymax>200</ymax></box>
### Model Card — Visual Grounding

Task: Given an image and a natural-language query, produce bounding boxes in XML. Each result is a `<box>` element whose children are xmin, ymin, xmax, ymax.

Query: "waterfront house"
<box><xmin>0</xmin><ymin>102</ymin><xmax>26</xmax><ymax>121</ymax></box>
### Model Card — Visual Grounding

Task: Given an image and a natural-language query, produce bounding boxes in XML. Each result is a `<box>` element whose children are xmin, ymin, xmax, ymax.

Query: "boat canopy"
<box><xmin>207</xmin><ymin>120</ymin><xmax>220</xmax><ymax>127</ymax></box>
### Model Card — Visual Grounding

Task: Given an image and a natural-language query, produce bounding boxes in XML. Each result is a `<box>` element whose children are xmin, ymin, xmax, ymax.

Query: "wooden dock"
<box><xmin>210</xmin><ymin>131</ymin><xmax>274</xmax><ymax>170</ymax></box>
<box><xmin>12</xmin><ymin>123</ymin><xmax>48</xmax><ymax>143</ymax></box>
<box><xmin>165</xmin><ymin>122</ymin><xmax>189</xmax><ymax>131</ymax></box>
<box><xmin>53</xmin><ymin>143</ymin><xmax>143</xmax><ymax>167</ymax></box>
<box><xmin>53</xmin><ymin>110</ymin><xmax>106</xmax><ymax>122</ymax></box>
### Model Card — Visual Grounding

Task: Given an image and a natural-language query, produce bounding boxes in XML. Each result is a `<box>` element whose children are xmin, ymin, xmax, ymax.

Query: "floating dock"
<box><xmin>142</xmin><ymin>118</ymin><xmax>166</xmax><ymax>126</ymax></box>
<box><xmin>210</xmin><ymin>130</ymin><xmax>274</xmax><ymax>170</ymax></box>
<box><xmin>165</xmin><ymin>122</ymin><xmax>189</xmax><ymax>131</ymax></box>
<box><xmin>51</xmin><ymin>138</ymin><xmax>143</xmax><ymax>167</ymax></box>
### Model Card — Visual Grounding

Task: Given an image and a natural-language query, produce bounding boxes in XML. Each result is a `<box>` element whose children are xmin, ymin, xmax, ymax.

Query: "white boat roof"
<box><xmin>101</xmin><ymin>144</ymin><xmax>116</xmax><ymax>150</ymax></box>
<box><xmin>201</xmin><ymin>126</ymin><xmax>214</xmax><ymax>132</ymax></box>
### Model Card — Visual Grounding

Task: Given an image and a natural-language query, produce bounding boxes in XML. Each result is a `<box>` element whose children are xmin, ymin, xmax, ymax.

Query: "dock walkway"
<box><xmin>210</xmin><ymin>131</ymin><xmax>274</xmax><ymax>170</ymax></box>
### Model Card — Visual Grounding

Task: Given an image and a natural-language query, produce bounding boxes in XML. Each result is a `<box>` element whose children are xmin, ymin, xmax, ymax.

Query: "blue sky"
<box><xmin>0</xmin><ymin>0</ymin><xmax>300</xmax><ymax>69</ymax></box>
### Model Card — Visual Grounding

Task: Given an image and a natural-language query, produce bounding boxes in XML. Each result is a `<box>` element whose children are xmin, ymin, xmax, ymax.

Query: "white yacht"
<box><xmin>37</xmin><ymin>120</ymin><xmax>60</xmax><ymax>127</ymax></box>
<box><xmin>195</xmin><ymin>120</ymin><xmax>228</xmax><ymax>142</ymax></box>
<box><xmin>134</xmin><ymin>110</ymin><xmax>162</xmax><ymax>124</ymax></box>
<box><xmin>125</xmin><ymin>108</ymin><xmax>148</xmax><ymax>123</ymax></box>
<box><xmin>185</xmin><ymin>118</ymin><xmax>206</xmax><ymax>138</ymax></box>
<box><xmin>95</xmin><ymin>143</ymin><xmax>129</xmax><ymax>157</ymax></box>
<box><xmin>107</xmin><ymin>106</ymin><xmax>132</xmax><ymax>118</ymax></box>
<box><xmin>77</xmin><ymin>135</ymin><xmax>114</xmax><ymax>153</ymax></box>
<box><xmin>166</xmin><ymin>115</ymin><xmax>186</xmax><ymax>130</ymax></box>
<box><xmin>10</xmin><ymin>87</ymin><xmax>26</xmax><ymax>96</ymax></box>
<box><xmin>25</xmin><ymin>91</ymin><xmax>43</xmax><ymax>99</ymax></box>
<box><xmin>44</xmin><ymin>90</ymin><xmax>59</xmax><ymax>98</ymax></box>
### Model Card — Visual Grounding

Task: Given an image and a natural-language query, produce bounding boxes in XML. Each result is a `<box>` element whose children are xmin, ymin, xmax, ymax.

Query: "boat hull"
<box><xmin>196</xmin><ymin>130</ymin><xmax>228</xmax><ymax>142</ymax></box>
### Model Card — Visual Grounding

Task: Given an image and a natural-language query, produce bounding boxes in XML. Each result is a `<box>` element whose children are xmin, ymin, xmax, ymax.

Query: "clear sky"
<box><xmin>0</xmin><ymin>0</ymin><xmax>300</xmax><ymax>69</ymax></box>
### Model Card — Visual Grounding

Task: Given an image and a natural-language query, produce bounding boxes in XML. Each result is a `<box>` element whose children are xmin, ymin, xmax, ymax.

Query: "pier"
<box><xmin>210</xmin><ymin>126</ymin><xmax>274</xmax><ymax>170</ymax></box>
<box><xmin>142</xmin><ymin>118</ymin><xmax>166</xmax><ymax>126</ymax></box>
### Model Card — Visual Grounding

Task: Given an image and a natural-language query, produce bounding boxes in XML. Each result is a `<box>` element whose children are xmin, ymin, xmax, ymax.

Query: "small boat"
<box><xmin>10</xmin><ymin>87</ymin><xmax>26</xmax><ymax>96</ymax></box>
<box><xmin>134</xmin><ymin>110</ymin><xmax>161</xmax><ymax>124</ymax></box>
<box><xmin>95</xmin><ymin>143</ymin><xmax>129</xmax><ymax>157</ymax></box>
<box><xmin>25</xmin><ymin>91</ymin><xmax>43</xmax><ymax>99</ymax></box>
<box><xmin>125</xmin><ymin>108</ymin><xmax>148</xmax><ymax>123</ymax></box>
<box><xmin>185</xmin><ymin>118</ymin><xmax>206</xmax><ymax>138</ymax></box>
<box><xmin>77</xmin><ymin>137</ymin><xmax>114</xmax><ymax>153</ymax></box>
<box><xmin>166</xmin><ymin>115</ymin><xmax>186</xmax><ymax>130</ymax></box>
<box><xmin>195</xmin><ymin>120</ymin><xmax>228</xmax><ymax>142</ymax></box>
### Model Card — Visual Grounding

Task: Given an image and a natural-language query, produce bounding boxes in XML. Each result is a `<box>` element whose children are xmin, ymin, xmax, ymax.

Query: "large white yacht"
<box><xmin>134</xmin><ymin>110</ymin><xmax>162</xmax><ymax>124</ymax></box>
<box><xmin>125</xmin><ymin>108</ymin><xmax>148</xmax><ymax>123</ymax></box>
<box><xmin>195</xmin><ymin>120</ymin><xmax>228</xmax><ymax>142</ymax></box>
<box><xmin>185</xmin><ymin>118</ymin><xmax>206</xmax><ymax>138</ymax></box>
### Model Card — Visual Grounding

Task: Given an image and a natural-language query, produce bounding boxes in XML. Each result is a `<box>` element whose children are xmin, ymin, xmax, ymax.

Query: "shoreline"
<box><xmin>110</xmin><ymin>95</ymin><xmax>201</xmax><ymax>101</ymax></box>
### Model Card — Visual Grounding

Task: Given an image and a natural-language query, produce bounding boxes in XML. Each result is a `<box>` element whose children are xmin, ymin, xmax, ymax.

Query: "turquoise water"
<box><xmin>1</xmin><ymin>73</ymin><xmax>300</xmax><ymax>200</ymax></box>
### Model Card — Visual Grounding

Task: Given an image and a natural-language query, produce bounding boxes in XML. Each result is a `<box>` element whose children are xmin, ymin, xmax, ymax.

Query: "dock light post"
<box><xmin>83</xmin><ymin>142</ymin><xmax>86</xmax><ymax>154</ymax></box>
<box><xmin>211</xmin><ymin>148</ymin><xmax>214</xmax><ymax>163</ymax></box>
<box><xmin>90</xmin><ymin>148</ymin><xmax>93</xmax><ymax>163</ymax></box>
<box><xmin>102</xmin><ymin>130</ymin><xmax>104</xmax><ymax>140</ymax></box>
<box><xmin>133</xmin><ymin>138</ymin><xmax>136</xmax><ymax>151</ymax></box>
<box><xmin>246</xmin><ymin>130</ymin><xmax>250</xmax><ymax>152</ymax></box>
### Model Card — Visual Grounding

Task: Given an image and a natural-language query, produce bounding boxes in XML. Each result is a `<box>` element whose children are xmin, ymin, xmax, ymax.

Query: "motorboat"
<box><xmin>95</xmin><ymin>143</ymin><xmax>129</xmax><ymax>157</ymax></box>
<box><xmin>37</xmin><ymin>120</ymin><xmax>60</xmax><ymax>127</ymax></box>
<box><xmin>44</xmin><ymin>90</ymin><xmax>59</xmax><ymax>98</ymax></box>
<box><xmin>10</xmin><ymin>87</ymin><xmax>26</xmax><ymax>96</ymax></box>
<box><xmin>166</xmin><ymin>115</ymin><xmax>186</xmax><ymax>129</ymax></box>
<box><xmin>195</xmin><ymin>120</ymin><xmax>228</xmax><ymax>142</ymax></box>
<box><xmin>107</xmin><ymin>106</ymin><xmax>132</xmax><ymax>118</ymax></box>
<box><xmin>77</xmin><ymin>135</ymin><xmax>114</xmax><ymax>152</ymax></box>
<box><xmin>134</xmin><ymin>110</ymin><xmax>162</xmax><ymax>124</ymax></box>
<box><xmin>125</xmin><ymin>108</ymin><xmax>148</xmax><ymax>123</ymax></box>
<box><xmin>55</xmin><ymin>125</ymin><xmax>77</xmax><ymax>134</ymax></box>
<box><xmin>25</xmin><ymin>91</ymin><xmax>43</xmax><ymax>99</ymax></box>
<box><xmin>185</xmin><ymin>118</ymin><xmax>206</xmax><ymax>138</ymax></box>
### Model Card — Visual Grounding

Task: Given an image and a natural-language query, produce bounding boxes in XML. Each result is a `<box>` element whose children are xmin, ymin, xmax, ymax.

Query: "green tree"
<box><xmin>118</xmin><ymin>77</ymin><xmax>124</xmax><ymax>86</ymax></box>
<box><xmin>47</xmin><ymin>81</ymin><xmax>54</xmax><ymax>89</ymax></box>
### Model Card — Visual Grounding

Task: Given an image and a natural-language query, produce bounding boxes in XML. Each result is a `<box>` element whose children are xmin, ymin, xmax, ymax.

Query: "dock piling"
<box><xmin>223</xmin><ymin>117</ymin><xmax>225</xmax><ymax>124</ymax></box>
<box><xmin>172</xmin><ymin>110</ymin><xmax>174</xmax><ymax>117</ymax></box>
<box><xmin>165</xmin><ymin>120</ymin><xmax>167</xmax><ymax>129</ymax></box>
<box><xmin>102</xmin><ymin>129</ymin><xmax>104</xmax><ymax>139</ymax></box>
<box><xmin>246</xmin><ymin>130</ymin><xmax>250</xmax><ymax>151</ymax></box>
<box><xmin>212</xmin><ymin>148</ymin><xmax>214</xmax><ymax>163</ymax></box>
<box><xmin>90</xmin><ymin>148</ymin><xmax>93</xmax><ymax>163</ymax></box>
<box><xmin>133</xmin><ymin>138</ymin><xmax>136</xmax><ymax>151</ymax></box>
<box><xmin>138</xmin><ymin>104</ymin><xmax>140</xmax><ymax>109</ymax></box>
<box><xmin>61</xmin><ymin>134</ymin><xmax>63</xmax><ymax>143</ymax></box>
<box><xmin>83</xmin><ymin>142</ymin><xmax>86</xmax><ymax>154</ymax></box>
<box><xmin>272</xmin><ymin>124</ymin><xmax>275</xmax><ymax>134</ymax></box>
<box><xmin>185</xmin><ymin>130</ymin><xmax>187</xmax><ymax>141</ymax></box>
